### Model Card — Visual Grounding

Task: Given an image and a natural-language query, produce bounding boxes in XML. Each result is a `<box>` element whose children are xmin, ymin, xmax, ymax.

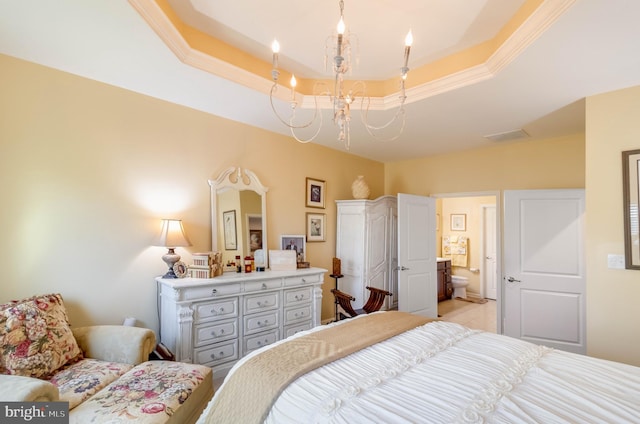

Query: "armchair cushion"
<box><xmin>49</xmin><ymin>358</ymin><xmax>133</xmax><ymax>409</ymax></box>
<box><xmin>0</xmin><ymin>293</ymin><xmax>82</xmax><ymax>378</ymax></box>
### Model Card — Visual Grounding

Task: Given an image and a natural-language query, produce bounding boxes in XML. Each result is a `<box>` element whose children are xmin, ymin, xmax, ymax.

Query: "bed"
<box><xmin>197</xmin><ymin>311</ymin><xmax>640</xmax><ymax>424</ymax></box>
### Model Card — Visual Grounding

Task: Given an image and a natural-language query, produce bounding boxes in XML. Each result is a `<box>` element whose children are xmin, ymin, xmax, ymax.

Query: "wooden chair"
<box><xmin>331</xmin><ymin>286</ymin><xmax>393</xmax><ymax>320</ymax></box>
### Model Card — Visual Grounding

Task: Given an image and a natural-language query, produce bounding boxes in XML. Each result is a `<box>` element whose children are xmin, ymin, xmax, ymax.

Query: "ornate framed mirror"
<box><xmin>209</xmin><ymin>167</ymin><xmax>269</xmax><ymax>268</ymax></box>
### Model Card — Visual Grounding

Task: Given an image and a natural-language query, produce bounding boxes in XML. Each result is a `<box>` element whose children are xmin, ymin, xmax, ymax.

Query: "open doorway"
<box><xmin>433</xmin><ymin>192</ymin><xmax>500</xmax><ymax>334</ymax></box>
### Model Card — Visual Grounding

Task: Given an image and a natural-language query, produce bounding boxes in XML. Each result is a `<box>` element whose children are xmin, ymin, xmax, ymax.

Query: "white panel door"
<box><xmin>397</xmin><ymin>193</ymin><xmax>437</xmax><ymax>318</ymax></box>
<box><xmin>503</xmin><ymin>189</ymin><xmax>586</xmax><ymax>354</ymax></box>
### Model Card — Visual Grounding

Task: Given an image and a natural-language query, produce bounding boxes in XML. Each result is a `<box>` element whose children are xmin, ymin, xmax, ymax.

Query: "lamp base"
<box><xmin>161</xmin><ymin>248</ymin><xmax>180</xmax><ymax>279</ymax></box>
<box><xmin>162</xmin><ymin>268</ymin><xmax>178</xmax><ymax>279</ymax></box>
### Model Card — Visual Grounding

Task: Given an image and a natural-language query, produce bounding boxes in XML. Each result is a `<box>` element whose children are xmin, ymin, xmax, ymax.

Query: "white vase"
<box><xmin>351</xmin><ymin>175</ymin><xmax>370</xmax><ymax>199</ymax></box>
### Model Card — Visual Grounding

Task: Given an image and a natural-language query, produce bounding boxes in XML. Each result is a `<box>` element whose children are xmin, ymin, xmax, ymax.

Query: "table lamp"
<box><xmin>155</xmin><ymin>219</ymin><xmax>192</xmax><ymax>278</ymax></box>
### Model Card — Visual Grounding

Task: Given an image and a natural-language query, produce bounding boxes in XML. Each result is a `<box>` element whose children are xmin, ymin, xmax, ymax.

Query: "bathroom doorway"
<box><xmin>433</xmin><ymin>191</ymin><xmax>500</xmax><ymax>333</ymax></box>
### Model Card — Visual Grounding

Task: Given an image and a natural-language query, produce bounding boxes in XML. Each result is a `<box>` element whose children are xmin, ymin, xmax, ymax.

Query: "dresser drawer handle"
<box><xmin>256</xmin><ymin>301</ymin><xmax>269</xmax><ymax>307</ymax></box>
<box><xmin>294</xmin><ymin>294</ymin><xmax>304</xmax><ymax>301</ymax></box>
<box><xmin>261</xmin><ymin>283</ymin><xmax>267</xmax><ymax>290</ymax></box>
<box><xmin>257</xmin><ymin>338</ymin><xmax>269</xmax><ymax>346</ymax></box>
<box><xmin>301</xmin><ymin>278</ymin><xmax>306</xmax><ymax>283</ymax></box>
<box><xmin>211</xmin><ymin>329</ymin><xmax>225</xmax><ymax>336</ymax></box>
<box><xmin>211</xmin><ymin>288</ymin><xmax>217</xmax><ymax>295</ymax></box>
<box><xmin>210</xmin><ymin>351</ymin><xmax>225</xmax><ymax>359</ymax></box>
<box><xmin>257</xmin><ymin>320</ymin><xmax>269</xmax><ymax>327</ymax></box>
<box><xmin>211</xmin><ymin>307</ymin><xmax>225</xmax><ymax>314</ymax></box>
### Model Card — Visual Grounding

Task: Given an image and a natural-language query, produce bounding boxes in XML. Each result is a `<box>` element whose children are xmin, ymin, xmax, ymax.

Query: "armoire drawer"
<box><xmin>243</xmin><ymin>329</ymin><xmax>279</xmax><ymax>354</ymax></box>
<box><xmin>194</xmin><ymin>297</ymin><xmax>238</xmax><ymax>323</ymax></box>
<box><xmin>194</xmin><ymin>318</ymin><xmax>238</xmax><ymax>347</ymax></box>
<box><xmin>243</xmin><ymin>310</ymin><xmax>279</xmax><ymax>335</ymax></box>
<box><xmin>194</xmin><ymin>339</ymin><xmax>238</xmax><ymax>367</ymax></box>
<box><xmin>283</xmin><ymin>287</ymin><xmax>312</xmax><ymax>306</ymax></box>
<box><xmin>244</xmin><ymin>291</ymin><xmax>279</xmax><ymax>314</ymax></box>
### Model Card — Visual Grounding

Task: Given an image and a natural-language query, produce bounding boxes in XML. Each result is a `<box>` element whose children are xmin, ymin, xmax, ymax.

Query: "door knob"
<box><xmin>399</xmin><ymin>266</ymin><xmax>410</xmax><ymax>271</ymax></box>
<box><xmin>507</xmin><ymin>276</ymin><xmax>521</xmax><ymax>283</ymax></box>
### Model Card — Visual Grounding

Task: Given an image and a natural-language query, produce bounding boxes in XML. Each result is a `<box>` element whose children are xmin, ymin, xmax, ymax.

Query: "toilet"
<box><xmin>451</xmin><ymin>275</ymin><xmax>469</xmax><ymax>299</ymax></box>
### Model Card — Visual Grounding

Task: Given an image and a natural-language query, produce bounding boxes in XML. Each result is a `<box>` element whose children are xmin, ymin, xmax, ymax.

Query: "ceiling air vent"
<box><xmin>484</xmin><ymin>129</ymin><xmax>529</xmax><ymax>142</ymax></box>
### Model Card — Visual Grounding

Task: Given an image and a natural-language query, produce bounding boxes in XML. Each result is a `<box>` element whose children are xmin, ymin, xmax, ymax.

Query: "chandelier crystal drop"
<box><xmin>269</xmin><ymin>0</ymin><xmax>412</xmax><ymax>150</ymax></box>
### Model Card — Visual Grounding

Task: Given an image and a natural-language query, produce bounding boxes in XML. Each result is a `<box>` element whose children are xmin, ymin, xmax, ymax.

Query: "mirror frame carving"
<box><xmin>209</xmin><ymin>167</ymin><xmax>269</xmax><ymax>267</ymax></box>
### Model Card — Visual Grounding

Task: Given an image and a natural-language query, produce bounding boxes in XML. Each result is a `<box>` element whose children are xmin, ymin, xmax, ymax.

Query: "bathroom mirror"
<box><xmin>209</xmin><ymin>167</ymin><xmax>269</xmax><ymax>268</ymax></box>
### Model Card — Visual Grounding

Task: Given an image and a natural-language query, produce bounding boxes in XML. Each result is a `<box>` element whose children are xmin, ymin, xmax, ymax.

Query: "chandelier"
<box><xmin>269</xmin><ymin>0</ymin><xmax>412</xmax><ymax>150</ymax></box>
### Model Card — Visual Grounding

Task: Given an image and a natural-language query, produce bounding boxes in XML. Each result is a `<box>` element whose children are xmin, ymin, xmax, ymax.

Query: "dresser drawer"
<box><xmin>283</xmin><ymin>287</ymin><xmax>312</xmax><ymax>306</ymax></box>
<box><xmin>243</xmin><ymin>329</ymin><xmax>279</xmax><ymax>354</ymax></box>
<box><xmin>244</xmin><ymin>291</ymin><xmax>279</xmax><ymax>314</ymax></box>
<box><xmin>244</xmin><ymin>278</ymin><xmax>282</xmax><ymax>292</ymax></box>
<box><xmin>284</xmin><ymin>273</ymin><xmax>322</xmax><ymax>287</ymax></box>
<box><xmin>194</xmin><ymin>339</ymin><xmax>238</xmax><ymax>367</ymax></box>
<box><xmin>194</xmin><ymin>318</ymin><xmax>238</xmax><ymax>347</ymax></box>
<box><xmin>181</xmin><ymin>283</ymin><xmax>241</xmax><ymax>301</ymax></box>
<box><xmin>243</xmin><ymin>310</ymin><xmax>279</xmax><ymax>335</ymax></box>
<box><xmin>284</xmin><ymin>322</ymin><xmax>312</xmax><ymax>338</ymax></box>
<box><xmin>284</xmin><ymin>304</ymin><xmax>312</xmax><ymax>325</ymax></box>
<box><xmin>194</xmin><ymin>298</ymin><xmax>238</xmax><ymax>322</ymax></box>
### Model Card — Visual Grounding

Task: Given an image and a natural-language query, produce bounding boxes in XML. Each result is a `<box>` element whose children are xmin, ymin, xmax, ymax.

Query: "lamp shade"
<box><xmin>155</xmin><ymin>219</ymin><xmax>192</xmax><ymax>248</ymax></box>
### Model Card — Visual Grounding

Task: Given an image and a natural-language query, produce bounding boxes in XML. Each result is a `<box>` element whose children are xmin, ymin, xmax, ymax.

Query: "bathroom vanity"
<box><xmin>437</xmin><ymin>258</ymin><xmax>452</xmax><ymax>302</ymax></box>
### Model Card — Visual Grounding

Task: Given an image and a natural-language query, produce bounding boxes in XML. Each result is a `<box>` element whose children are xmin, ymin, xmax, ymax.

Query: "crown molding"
<box><xmin>129</xmin><ymin>0</ymin><xmax>575</xmax><ymax>111</ymax></box>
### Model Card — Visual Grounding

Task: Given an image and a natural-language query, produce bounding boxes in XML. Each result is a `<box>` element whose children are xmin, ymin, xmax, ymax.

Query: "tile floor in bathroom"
<box><xmin>438</xmin><ymin>298</ymin><xmax>497</xmax><ymax>333</ymax></box>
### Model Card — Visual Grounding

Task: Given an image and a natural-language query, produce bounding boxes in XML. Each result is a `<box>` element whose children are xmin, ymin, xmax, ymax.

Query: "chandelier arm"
<box><xmin>269</xmin><ymin>84</ymin><xmax>320</xmax><ymax>130</ymax></box>
<box><xmin>289</xmin><ymin>105</ymin><xmax>324</xmax><ymax>143</ymax></box>
<box><xmin>359</xmin><ymin>95</ymin><xmax>408</xmax><ymax>142</ymax></box>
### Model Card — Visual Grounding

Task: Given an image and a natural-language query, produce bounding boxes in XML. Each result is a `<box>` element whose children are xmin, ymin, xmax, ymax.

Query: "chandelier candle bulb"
<box><xmin>403</xmin><ymin>30</ymin><xmax>413</xmax><ymax>69</ymax></box>
<box><xmin>337</xmin><ymin>17</ymin><xmax>345</xmax><ymax>58</ymax></box>
<box><xmin>271</xmin><ymin>39</ymin><xmax>280</xmax><ymax>69</ymax></box>
<box><xmin>290</xmin><ymin>74</ymin><xmax>297</xmax><ymax>100</ymax></box>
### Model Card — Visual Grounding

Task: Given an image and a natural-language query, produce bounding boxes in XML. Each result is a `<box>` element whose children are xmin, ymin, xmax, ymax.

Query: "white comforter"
<box><xmin>203</xmin><ymin>317</ymin><xmax>640</xmax><ymax>423</ymax></box>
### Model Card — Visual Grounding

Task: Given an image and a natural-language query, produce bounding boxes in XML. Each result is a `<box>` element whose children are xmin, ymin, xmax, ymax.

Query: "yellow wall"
<box><xmin>385</xmin><ymin>133</ymin><xmax>585</xmax><ymax>195</ymax></box>
<box><xmin>585</xmin><ymin>85</ymin><xmax>640</xmax><ymax>366</ymax></box>
<box><xmin>0</xmin><ymin>54</ymin><xmax>384</xmax><ymax>328</ymax></box>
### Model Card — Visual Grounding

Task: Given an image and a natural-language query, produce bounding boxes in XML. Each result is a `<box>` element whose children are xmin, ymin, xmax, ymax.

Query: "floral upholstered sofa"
<box><xmin>0</xmin><ymin>293</ymin><xmax>213</xmax><ymax>423</ymax></box>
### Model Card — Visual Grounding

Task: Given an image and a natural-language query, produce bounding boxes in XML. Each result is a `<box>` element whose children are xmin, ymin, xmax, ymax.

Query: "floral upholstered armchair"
<box><xmin>0</xmin><ymin>293</ymin><xmax>213</xmax><ymax>424</ymax></box>
<box><xmin>0</xmin><ymin>293</ymin><xmax>156</xmax><ymax>404</ymax></box>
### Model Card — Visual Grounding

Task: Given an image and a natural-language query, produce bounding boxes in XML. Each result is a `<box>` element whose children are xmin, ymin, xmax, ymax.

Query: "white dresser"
<box><xmin>156</xmin><ymin>267</ymin><xmax>325</xmax><ymax>384</ymax></box>
<box><xmin>336</xmin><ymin>196</ymin><xmax>398</xmax><ymax>310</ymax></box>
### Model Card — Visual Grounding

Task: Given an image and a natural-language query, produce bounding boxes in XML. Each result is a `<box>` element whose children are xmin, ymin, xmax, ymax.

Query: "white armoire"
<box><xmin>335</xmin><ymin>196</ymin><xmax>398</xmax><ymax>310</ymax></box>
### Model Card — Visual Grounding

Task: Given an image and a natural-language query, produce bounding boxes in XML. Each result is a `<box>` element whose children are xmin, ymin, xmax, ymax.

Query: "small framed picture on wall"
<box><xmin>223</xmin><ymin>210</ymin><xmax>237</xmax><ymax>250</ymax></box>
<box><xmin>306</xmin><ymin>213</ymin><xmax>326</xmax><ymax>242</ymax></box>
<box><xmin>306</xmin><ymin>177</ymin><xmax>325</xmax><ymax>209</ymax></box>
<box><xmin>450</xmin><ymin>214</ymin><xmax>466</xmax><ymax>231</ymax></box>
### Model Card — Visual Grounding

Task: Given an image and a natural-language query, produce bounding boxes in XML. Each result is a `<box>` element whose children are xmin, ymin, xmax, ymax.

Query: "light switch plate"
<box><xmin>607</xmin><ymin>254</ymin><xmax>625</xmax><ymax>269</ymax></box>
